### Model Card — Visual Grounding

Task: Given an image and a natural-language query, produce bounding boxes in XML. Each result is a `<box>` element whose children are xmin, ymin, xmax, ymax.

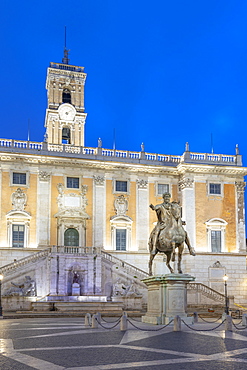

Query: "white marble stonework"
<box><xmin>72</xmin><ymin>282</ymin><xmax>80</xmax><ymax>295</ymax></box>
<box><xmin>136</xmin><ymin>180</ymin><xmax>149</xmax><ymax>251</ymax></box>
<box><xmin>37</xmin><ymin>172</ymin><xmax>51</xmax><ymax>247</ymax></box>
<box><xmin>180</xmin><ymin>178</ymin><xmax>196</xmax><ymax>249</ymax></box>
<box><xmin>93</xmin><ymin>176</ymin><xmax>105</xmax><ymax>247</ymax></box>
<box><xmin>142</xmin><ymin>274</ymin><xmax>195</xmax><ymax>325</ymax></box>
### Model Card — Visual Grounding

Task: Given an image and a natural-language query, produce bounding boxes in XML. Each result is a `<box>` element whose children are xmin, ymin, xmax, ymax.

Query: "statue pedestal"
<box><xmin>72</xmin><ymin>283</ymin><xmax>80</xmax><ymax>296</ymax></box>
<box><xmin>142</xmin><ymin>274</ymin><xmax>195</xmax><ymax>325</ymax></box>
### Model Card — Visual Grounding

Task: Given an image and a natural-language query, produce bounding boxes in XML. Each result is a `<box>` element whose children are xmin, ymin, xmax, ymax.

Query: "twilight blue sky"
<box><xmin>1</xmin><ymin>1</ymin><xmax>247</xmax><ymax>161</ymax></box>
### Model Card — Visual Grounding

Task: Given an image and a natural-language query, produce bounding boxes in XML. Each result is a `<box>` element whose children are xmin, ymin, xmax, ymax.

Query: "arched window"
<box><xmin>110</xmin><ymin>215</ymin><xmax>133</xmax><ymax>251</ymax></box>
<box><xmin>62</xmin><ymin>127</ymin><xmax>71</xmax><ymax>144</ymax></box>
<box><xmin>64</xmin><ymin>228</ymin><xmax>79</xmax><ymax>246</ymax></box>
<box><xmin>62</xmin><ymin>89</ymin><xmax>71</xmax><ymax>104</ymax></box>
<box><xmin>205</xmin><ymin>218</ymin><xmax>228</xmax><ymax>252</ymax></box>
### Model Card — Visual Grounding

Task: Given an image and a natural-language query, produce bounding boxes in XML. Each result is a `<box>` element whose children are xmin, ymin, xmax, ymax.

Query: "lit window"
<box><xmin>115</xmin><ymin>181</ymin><xmax>128</xmax><ymax>192</ymax></box>
<box><xmin>116</xmin><ymin>229</ymin><xmax>126</xmax><ymax>251</ymax></box>
<box><xmin>67</xmin><ymin>177</ymin><xmax>79</xmax><ymax>189</ymax></box>
<box><xmin>12</xmin><ymin>225</ymin><xmax>25</xmax><ymax>248</ymax></box>
<box><xmin>206</xmin><ymin>218</ymin><xmax>227</xmax><ymax>253</ymax></box>
<box><xmin>211</xmin><ymin>230</ymin><xmax>221</xmax><ymax>252</ymax></box>
<box><xmin>209</xmin><ymin>183</ymin><xmax>221</xmax><ymax>195</ymax></box>
<box><xmin>13</xmin><ymin>173</ymin><xmax>26</xmax><ymax>185</ymax></box>
<box><xmin>157</xmin><ymin>184</ymin><xmax>169</xmax><ymax>195</ymax></box>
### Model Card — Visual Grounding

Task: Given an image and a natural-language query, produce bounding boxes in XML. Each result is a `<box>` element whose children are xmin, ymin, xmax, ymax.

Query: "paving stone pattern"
<box><xmin>1</xmin><ymin>317</ymin><xmax>247</xmax><ymax>369</ymax></box>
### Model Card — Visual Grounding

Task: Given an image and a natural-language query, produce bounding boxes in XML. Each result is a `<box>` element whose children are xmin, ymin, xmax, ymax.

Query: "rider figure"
<box><xmin>149</xmin><ymin>192</ymin><xmax>172</xmax><ymax>255</ymax></box>
<box><xmin>149</xmin><ymin>192</ymin><xmax>196</xmax><ymax>256</ymax></box>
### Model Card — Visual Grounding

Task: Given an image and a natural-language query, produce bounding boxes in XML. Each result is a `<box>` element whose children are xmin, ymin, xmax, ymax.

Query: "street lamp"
<box><xmin>223</xmin><ymin>274</ymin><xmax>229</xmax><ymax>315</ymax></box>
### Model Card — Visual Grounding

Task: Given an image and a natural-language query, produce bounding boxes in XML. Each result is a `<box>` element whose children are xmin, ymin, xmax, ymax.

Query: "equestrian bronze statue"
<box><xmin>149</xmin><ymin>192</ymin><xmax>195</xmax><ymax>275</ymax></box>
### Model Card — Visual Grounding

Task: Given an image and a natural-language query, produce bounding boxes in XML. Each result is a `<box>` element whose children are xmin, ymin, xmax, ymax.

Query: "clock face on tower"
<box><xmin>58</xmin><ymin>104</ymin><xmax>76</xmax><ymax>121</ymax></box>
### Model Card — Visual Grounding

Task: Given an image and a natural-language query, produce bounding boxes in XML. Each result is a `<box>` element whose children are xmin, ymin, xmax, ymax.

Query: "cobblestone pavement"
<box><xmin>1</xmin><ymin>316</ymin><xmax>247</xmax><ymax>369</ymax></box>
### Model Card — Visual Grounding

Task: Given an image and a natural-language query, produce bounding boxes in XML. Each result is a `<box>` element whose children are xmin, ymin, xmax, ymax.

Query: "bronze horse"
<box><xmin>148</xmin><ymin>201</ymin><xmax>186</xmax><ymax>275</ymax></box>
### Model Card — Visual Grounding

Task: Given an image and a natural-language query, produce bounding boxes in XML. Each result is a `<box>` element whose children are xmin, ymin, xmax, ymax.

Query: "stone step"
<box><xmin>32</xmin><ymin>301</ymin><xmax>124</xmax><ymax>313</ymax></box>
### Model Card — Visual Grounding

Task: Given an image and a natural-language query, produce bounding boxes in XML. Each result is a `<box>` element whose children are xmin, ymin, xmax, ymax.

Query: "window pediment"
<box><xmin>205</xmin><ymin>218</ymin><xmax>228</xmax><ymax>228</ymax></box>
<box><xmin>6</xmin><ymin>210</ymin><xmax>31</xmax><ymax>220</ymax></box>
<box><xmin>110</xmin><ymin>215</ymin><xmax>132</xmax><ymax>224</ymax></box>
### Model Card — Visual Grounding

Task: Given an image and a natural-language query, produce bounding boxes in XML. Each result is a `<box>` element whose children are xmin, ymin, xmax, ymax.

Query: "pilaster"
<box><xmin>93</xmin><ymin>176</ymin><xmax>106</xmax><ymax>247</ymax></box>
<box><xmin>179</xmin><ymin>176</ymin><xmax>196</xmax><ymax>250</ymax></box>
<box><xmin>235</xmin><ymin>181</ymin><xmax>246</xmax><ymax>253</ymax></box>
<box><xmin>37</xmin><ymin>171</ymin><xmax>51</xmax><ymax>247</ymax></box>
<box><xmin>136</xmin><ymin>179</ymin><xmax>149</xmax><ymax>251</ymax></box>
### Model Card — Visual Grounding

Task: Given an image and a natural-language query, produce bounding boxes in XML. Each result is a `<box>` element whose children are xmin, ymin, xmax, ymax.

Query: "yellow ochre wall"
<box><xmin>195</xmin><ymin>182</ymin><xmax>236</xmax><ymax>251</ymax></box>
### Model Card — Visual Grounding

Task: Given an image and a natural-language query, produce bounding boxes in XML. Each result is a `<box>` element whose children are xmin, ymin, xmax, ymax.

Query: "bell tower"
<box><xmin>44</xmin><ymin>49</ymin><xmax>87</xmax><ymax>147</ymax></box>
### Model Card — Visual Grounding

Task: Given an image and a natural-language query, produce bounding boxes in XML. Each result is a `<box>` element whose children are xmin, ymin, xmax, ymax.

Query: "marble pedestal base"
<box><xmin>142</xmin><ymin>274</ymin><xmax>195</xmax><ymax>325</ymax></box>
<box><xmin>72</xmin><ymin>283</ymin><xmax>80</xmax><ymax>296</ymax></box>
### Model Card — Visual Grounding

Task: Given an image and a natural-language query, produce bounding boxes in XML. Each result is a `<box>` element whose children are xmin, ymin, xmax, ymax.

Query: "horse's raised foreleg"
<box><xmin>166</xmin><ymin>252</ymin><xmax>174</xmax><ymax>273</ymax></box>
<box><xmin>177</xmin><ymin>243</ymin><xmax>184</xmax><ymax>274</ymax></box>
<box><xmin>149</xmin><ymin>250</ymin><xmax>158</xmax><ymax>276</ymax></box>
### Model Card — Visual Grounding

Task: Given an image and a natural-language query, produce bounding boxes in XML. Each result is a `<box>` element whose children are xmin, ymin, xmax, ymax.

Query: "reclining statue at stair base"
<box><xmin>3</xmin><ymin>276</ymin><xmax>36</xmax><ymax>297</ymax></box>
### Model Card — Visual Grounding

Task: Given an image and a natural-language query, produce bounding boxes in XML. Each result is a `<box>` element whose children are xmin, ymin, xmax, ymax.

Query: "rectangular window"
<box><xmin>116</xmin><ymin>229</ymin><xmax>126</xmax><ymax>251</ymax></box>
<box><xmin>67</xmin><ymin>177</ymin><xmax>79</xmax><ymax>189</ymax></box>
<box><xmin>157</xmin><ymin>183</ymin><xmax>169</xmax><ymax>195</ymax></box>
<box><xmin>211</xmin><ymin>230</ymin><xmax>221</xmax><ymax>252</ymax></box>
<box><xmin>209</xmin><ymin>183</ymin><xmax>221</xmax><ymax>195</ymax></box>
<box><xmin>13</xmin><ymin>173</ymin><xmax>26</xmax><ymax>185</ymax></box>
<box><xmin>115</xmin><ymin>180</ymin><xmax>128</xmax><ymax>192</ymax></box>
<box><xmin>12</xmin><ymin>225</ymin><xmax>25</xmax><ymax>248</ymax></box>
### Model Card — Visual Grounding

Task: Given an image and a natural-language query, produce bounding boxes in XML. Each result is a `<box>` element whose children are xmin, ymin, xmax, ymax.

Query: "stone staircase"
<box><xmin>0</xmin><ymin>246</ymin><xmax>149</xmax><ymax>315</ymax></box>
<box><xmin>187</xmin><ymin>282</ymin><xmax>227</xmax><ymax>316</ymax></box>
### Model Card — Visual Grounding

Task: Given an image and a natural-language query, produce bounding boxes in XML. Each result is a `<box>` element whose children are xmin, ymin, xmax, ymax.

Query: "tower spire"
<box><xmin>62</xmin><ymin>26</ymin><xmax>70</xmax><ymax>64</ymax></box>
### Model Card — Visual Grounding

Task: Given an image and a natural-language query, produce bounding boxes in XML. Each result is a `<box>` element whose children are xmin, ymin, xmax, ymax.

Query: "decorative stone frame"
<box><xmin>10</xmin><ymin>170</ymin><xmax>30</xmax><ymax>188</ymax></box>
<box><xmin>112</xmin><ymin>178</ymin><xmax>130</xmax><ymax>195</ymax></box>
<box><xmin>6</xmin><ymin>210</ymin><xmax>31</xmax><ymax>248</ymax></box>
<box><xmin>56</xmin><ymin>217</ymin><xmax>87</xmax><ymax>247</ymax></box>
<box><xmin>65</xmin><ymin>176</ymin><xmax>81</xmax><ymax>190</ymax></box>
<box><xmin>155</xmin><ymin>182</ymin><xmax>170</xmax><ymax>197</ymax></box>
<box><xmin>205</xmin><ymin>218</ymin><xmax>228</xmax><ymax>252</ymax></box>
<box><xmin>110</xmin><ymin>215</ymin><xmax>133</xmax><ymax>251</ymax></box>
<box><xmin>207</xmin><ymin>181</ymin><xmax>224</xmax><ymax>198</ymax></box>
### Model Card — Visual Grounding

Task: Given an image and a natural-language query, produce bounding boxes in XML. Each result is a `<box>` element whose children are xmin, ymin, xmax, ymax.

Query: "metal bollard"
<box><xmin>85</xmin><ymin>313</ymin><xmax>91</xmax><ymax>327</ymax></box>
<box><xmin>96</xmin><ymin>312</ymin><xmax>101</xmax><ymax>324</ymax></box>
<box><xmin>193</xmin><ymin>312</ymin><xmax>198</xmax><ymax>323</ymax></box>
<box><xmin>225</xmin><ymin>315</ymin><xmax>232</xmax><ymax>331</ymax></box>
<box><xmin>242</xmin><ymin>313</ymin><xmax>247</xmax><ymax>326</ymax></box>
<box><xmin>173</xmin><ymin>315</ymin><xmax>181</xmax><ymax>331</ymax></box>
<box><xmin>120</xmin><ymin>313</ymin><xmax>128</xmax><ymax>331</ymax></box>
<box><xmin>92</xmin><ymin>314</ymin><xmax>98</xmax><ymax>329</ymax></box>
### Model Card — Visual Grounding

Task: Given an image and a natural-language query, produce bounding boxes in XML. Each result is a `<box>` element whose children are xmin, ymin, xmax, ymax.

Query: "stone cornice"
<box><xmin>1</xmin><ymin>152</ymin><xmax>246</xmax><ymax>178</ymax></box>
<box><xmin>0</xmin><ymin>152</ymin><xmax>179</xmax><ymax>175</ymax></box>
<box><xmin>177</xmin><ymin>163</ymin><xmax>247</xmax><ymax>176</ymax></box>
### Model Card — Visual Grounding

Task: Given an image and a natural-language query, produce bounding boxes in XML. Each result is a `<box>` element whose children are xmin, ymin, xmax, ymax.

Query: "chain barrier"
<box><xmin>95</xmin><ymin>317</ymin><xmax>121</xmax><ymax>329</ymax></box>
<box><xmin>127</xmin><ymin>318</ymin><xmax>174</xmax><ymax>332</ymax></box>
<box><xmin>101</xmin><ymin>316</ymin><xmax>122</xmax><ymax>323</ymax></box>
<box><xmin>231</xmin><ymin>318</ymin><xmax>242</xmax><ymax>326</ymax></box>
<box><xmin>198</xmin><ymin>315</ymin><xmax>222</xmax><ymax>323</ymax></box>
<box><xmin>181</xmin><ymin>318</ymin><xmax>226</xmax><ymax>332</ymax></box>
<box><xmin>232</xmin><ymin>321</ymin><xmax>247</xmax><ymax>331</ymax></box>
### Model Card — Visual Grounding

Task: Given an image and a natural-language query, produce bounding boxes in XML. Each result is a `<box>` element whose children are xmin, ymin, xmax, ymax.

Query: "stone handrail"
<box><xmin>0</xmin><ymin>248</ymin><xmax>50</xmax><ymax>276</ymax></box>
<box><xmin>187</xmin><ymin>282</ymin><xmax>225</xmax><ymax>303</ymax></box>
<box><xmin>101</xmin><ymin>250</ymin><xmax>149</xmax><ymax>280</ymax></box>
<box><xmin>0</xmin><ymin>138</ymin><xmax>241</xmax><ymax>166</ymax></box>
<box><xmin>51</xmin><ymin>245</ymin><xmax>101</xmax><ymax>254</ymax></box>
<box><xmin>189</xmin><ymin>152</ymin><xmax>236</xmax><ymax>164</ymax></box>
